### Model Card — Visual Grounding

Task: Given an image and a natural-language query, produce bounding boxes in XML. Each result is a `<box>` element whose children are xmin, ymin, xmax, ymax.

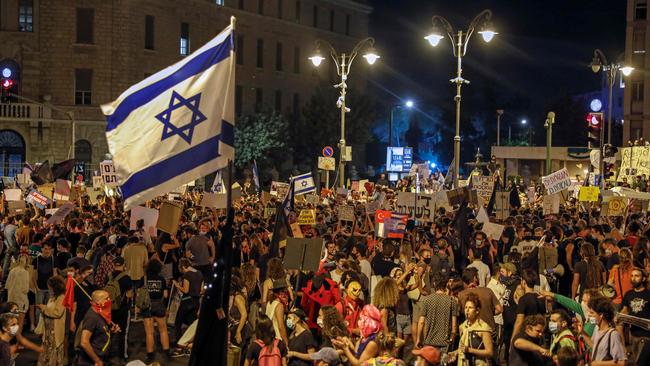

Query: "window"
<box><xmin>293</xmin><ymin>47</ymin><xmax>300</xmax><ymax>73</ymax></box>
<box><xmin>235</xmin><ymin>85</ymin><xmax>243</xmax><ymax>116</ymax></box>
<box><xmin>275</xmin><ymin>90</ymin><xmax>282</xmax><ymax>111</ymax></box>
<box><xmin>255</xmin><ymin>88</ymin><xmax>263</xmax><ymax>113</ymax></box>
<box><xmin>18</xmin><ymin>0</ymin><xmax>33</xmax><ymax>32</ymax></box>
<box><xmin>345</xmin><ymin>14</ymin><xmax>350</xmax><ymax>35</ymax></box>
<box><xmin>145</xmin><ymin>15</ymin><xmax>155</xmax><ymax>50</ymax></box>
<box><xmin>239</xmin><ymin>0</ymin><xmax>245</xmax><ymax>9</ymax></box>
<box><xmin>75</xmin><ymin>69</ymin><xmax>92</xmax><ymax>105</ymax></box>
<box><xmin>329</xmin><ymin>10</ymin><xmax>335</xmax><ymax>31</ymax></box>
<box><xmin>633</xmin><ymin>81</ymin><xmax>645</xmax><ymax>101</ymax></box>
<box><xmin>237</xmin><ymin>35</ymin><xmax>244</xmax><ymax>65</ymax></box>
<box><xmin>636</xmin><ymin>1</ymin><xmax>647</xmax><ymax>20</ymax></box>
<box><xmin>215</xmin><ymin>0</ymin><xmax>225</xmax><ymax>5</ymax></box>
<box><xmin>180</xmin><ymin>22</ymin><xmax>190</xmax><ymax>55</ymax></box>
<box><xmin>276</xmin><ymin>42</ymin><xmax>283</xmax><ymax>71</ymax></box>
<box><xmin>257</xmin><ymin>38</ymin><xmax>264</xmax><ymax>68</ymax></box>
<box><xmin>295</xmin><ymin>0</ymin><xmax>301</xmax><ymax>22</ymax></box>
<box><xmin>293</xmin><ymin>93</ymin><xmax>300</xmax><ymax>119</ymax></box>
<box><xmin>278</xmin><ymin>0</ymin><xmax>283</xmax><ymax>19</ymax></box>
<box><xmin>75</xmin><ymin>140</ymin><xmax>92</xmax><ymax>166</ymax></box>
<box><xmin>313</xmin><ymin>5</ymin><xmax>318</xmax><ymax>28</ymax></box>
<box><xmin>258</xmin><ymin>0</ymin><xmax>264</xmax><ymax>15</ymax></box>
<box><xmin>76</xmin><ymin>8</ymin><xmax>95</xmax><ymax>44</ymax></box>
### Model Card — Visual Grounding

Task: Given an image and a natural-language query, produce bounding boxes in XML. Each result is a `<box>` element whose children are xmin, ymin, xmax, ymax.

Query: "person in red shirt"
<box><xmin>336</xmin><ymin>277</ymin><xmax>364</xmax><ymax>336</ymax></box>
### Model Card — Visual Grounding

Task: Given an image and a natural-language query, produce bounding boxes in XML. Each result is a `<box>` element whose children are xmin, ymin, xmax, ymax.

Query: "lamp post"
<box><xmin>590</xmin><ymin>50</ymin><xmax>633</xmax><ymax>189</ymax></box>
<box><xmin>310</xmin><ymin>38</ymin><xmax>379</xmax><ymax>188</ymax></box>
<box><xmin>425</xmin><ymin>9</ymin><xmax>497</xmax><ymax>188</ymax></box>
<box><xmin>389</xmin><ymin>100</ymin><xmax>414</xmax><ymax>147</ymax></box>
<box><xmin>544</xmin><ymin>111</ymin><xmax>555</xmax><ymax>175</ymax></box>
<box><xmin>496</xmin><ymin>109</ymin><xmax>504</xmax><ymax>146</ymax></box>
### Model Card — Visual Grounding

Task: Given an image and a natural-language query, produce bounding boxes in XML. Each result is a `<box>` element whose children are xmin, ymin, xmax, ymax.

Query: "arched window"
<box><xmin>75</xmin><ymin>139</ymin><xmax>92</xmax><ymax>164</ymax></box>
<box><xmin>0</xmin><ymin>130</ymin><xmax>25</xmax><ymax>177</ymax></box>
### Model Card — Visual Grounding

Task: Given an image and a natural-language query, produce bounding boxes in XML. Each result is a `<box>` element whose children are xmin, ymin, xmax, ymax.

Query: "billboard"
<box><xmin>386</xmin><ymin>147</ymin><xmax>413</xmax><ymax>172</ymax></box>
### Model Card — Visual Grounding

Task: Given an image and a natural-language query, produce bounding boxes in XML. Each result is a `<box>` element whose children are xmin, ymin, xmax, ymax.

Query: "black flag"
<box><xmin>30</xmin><ymin>160</ymin><xmax>53</xmax><ymax>185</ymax></box>
<box><xmin>52</xmin><ymin>159</ymin><xmax>76</xmax><ymax>180</ymax></box>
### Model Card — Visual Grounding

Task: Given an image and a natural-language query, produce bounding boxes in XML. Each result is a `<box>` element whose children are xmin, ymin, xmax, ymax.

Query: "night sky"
<box><xmin>364</xmin><ymin>0</ymin><xmax>627</xmax><ymax>161</ymax></box>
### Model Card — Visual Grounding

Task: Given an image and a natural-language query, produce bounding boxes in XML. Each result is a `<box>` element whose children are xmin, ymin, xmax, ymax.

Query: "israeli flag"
<box><xmin>293</xmin><ymin>172</ymin><xmax>316</xmax><ymax>196</ymax></box>
<box><xmin>101</xmin><ymin>23</ymin><xmax>235</xmax><ymax>210</ymax></box>
<box><xmin>211</xmin><ymin>170</ymin><xmax>225</xmax><ymax>193</ymax></box>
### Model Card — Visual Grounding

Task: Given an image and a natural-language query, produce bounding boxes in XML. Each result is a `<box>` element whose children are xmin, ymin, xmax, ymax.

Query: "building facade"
<box><xmin>624</xmin><ymin>0</ymin><xmax>649</xmax><ymax>143</ymax></box>
<box><xmin>0</xmin><ymin>0</ymin><xmax>371</xmax><ymax>177</ymax></box>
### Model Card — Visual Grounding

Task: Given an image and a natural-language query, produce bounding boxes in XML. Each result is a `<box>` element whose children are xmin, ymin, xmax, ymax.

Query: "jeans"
<box><xmin>35</xmin><ymin>289</ymin><xmax>50</xmax><ymax>319</ymax></box>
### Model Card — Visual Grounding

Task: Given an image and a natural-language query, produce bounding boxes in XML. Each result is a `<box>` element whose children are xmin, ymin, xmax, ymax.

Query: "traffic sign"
<box><xmin>318</xmin><ymin>157</ymin><xmax>336</xmax><ymax>171</ymax></box>
<box><xmin>322</xmin><ymin>146</ymin><xmax>334</xmax><ymax>157</ymax></box>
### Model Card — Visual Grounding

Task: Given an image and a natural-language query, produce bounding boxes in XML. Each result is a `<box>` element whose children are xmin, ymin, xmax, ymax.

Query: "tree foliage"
<box><xmin>234</xmin><ymin>111</ymin><xmax>289</xmax><ymax>167</ymax></box>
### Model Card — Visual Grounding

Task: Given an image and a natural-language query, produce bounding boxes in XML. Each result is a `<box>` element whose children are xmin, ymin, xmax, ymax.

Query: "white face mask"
<box><xmin>588</xmin><ymin>316</ymin><xmax>598</xmax><ymax>325</ymax></box>
<box><xmin>8</xmin><ymin>324</ymin><xmax>19</xmax><ymax>337</ymax></box>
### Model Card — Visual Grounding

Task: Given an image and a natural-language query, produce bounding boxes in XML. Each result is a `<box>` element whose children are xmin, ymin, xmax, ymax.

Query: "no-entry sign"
<box><xmin>322</xmin><ymin>146</ymin><xmax>334</xmax><ymax>157</ymax></box>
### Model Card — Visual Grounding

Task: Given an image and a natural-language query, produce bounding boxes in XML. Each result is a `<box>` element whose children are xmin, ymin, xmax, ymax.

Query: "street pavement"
<box><xmin>16</xmin><ymin>319</ymin><xmax>190</xmax><ymax>366</ymax></box>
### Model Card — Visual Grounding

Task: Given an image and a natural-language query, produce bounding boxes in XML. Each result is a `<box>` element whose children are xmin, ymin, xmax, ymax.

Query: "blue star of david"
<box><xmin>155</xmin><ymin>90</ymin><xmax>207</xmax><ymax>144</ymax></box>
<box><xmin>301</xmin><ymin>181</ymin><xmax>308</xmax><ymax>187</ymax></box>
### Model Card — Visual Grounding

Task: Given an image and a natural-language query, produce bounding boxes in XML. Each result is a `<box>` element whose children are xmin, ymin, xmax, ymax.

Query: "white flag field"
<box><xmin>101</xmin><ymin>23</ymin><xmax>236</xmax><ymax>210</ymax></box>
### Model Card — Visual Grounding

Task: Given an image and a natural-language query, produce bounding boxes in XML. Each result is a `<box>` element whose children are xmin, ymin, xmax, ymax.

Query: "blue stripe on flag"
<box><xmin>106</xmin><ymin>34</ymin><xmax>234</xmax><ymax>132</ymax></box>
<box><xmin>293</xmin><ymin>172</ymin><xmax>312</xmax><ymax>180</ymax></box>
<box><xmin>121</xmin><ymin>120</ymin><xmax>234</xmax><ymax>200</ymax></box>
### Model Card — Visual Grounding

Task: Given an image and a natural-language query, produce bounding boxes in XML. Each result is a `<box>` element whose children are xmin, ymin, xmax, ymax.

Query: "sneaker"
<box><xmin>145</xmin><ymin>353</ymin><xmax>155</xmax><ymax>363</ymax></box>
<box><xmin>171</xmin><ymin>348</ymin><xmax>187</xmax><ymax>358</ymax></box>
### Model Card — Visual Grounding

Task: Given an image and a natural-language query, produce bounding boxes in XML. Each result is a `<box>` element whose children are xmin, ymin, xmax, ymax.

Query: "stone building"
<box><xmin>625</xmin><ymin>0</ymin><xmax>649</xmax><ymax>143</ymax></box>
<box><xmin>0</xmin><ymin>0</ymin><xmax>371</xmax><ymax>177</ymax></box>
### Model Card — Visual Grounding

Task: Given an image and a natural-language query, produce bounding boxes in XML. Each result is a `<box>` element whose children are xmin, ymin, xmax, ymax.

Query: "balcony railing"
<box><xmin>0</xmin><ymin>103</ymin><xmax>44</xmax><ymax>119</ymax></box>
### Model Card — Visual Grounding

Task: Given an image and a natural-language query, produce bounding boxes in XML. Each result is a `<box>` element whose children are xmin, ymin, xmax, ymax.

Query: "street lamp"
<box><xmin>496</xmin><ymin>109</ymin><xmax>504</xmax><ymax>146</ymax></box>
<box><xmin>310</xmin><ymin>37</ymin><xmax>379</xmax><ymax>188</ymax></box>
<box><xmin>389</xmin><ymin>99</ymin><xmax>415</xmax><ymax>147</ymax></box>
<box><xmin>425</xmin><ymin>9</ymin><xmax>496</xmax><ymax>188</ymax></box>
<box><xmin>545</xmin><ymin>111</ymin><xmax>555</xmax><ymax>175</ymax></box>
<box><xmin>589</xmin><ymin>49</ymin><xmax>634</xmax><ymax>188</ymax></box>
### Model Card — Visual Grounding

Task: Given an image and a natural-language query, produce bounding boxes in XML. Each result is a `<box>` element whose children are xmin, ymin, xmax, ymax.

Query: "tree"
<box><xmin>404</xmin><ymin>113</ymin><xmax>423</xmax><ymax>153</ymax></box>
<box><xmin>234</xmin><ymin>111</ymin><xmax>289</xmax><ymax>167</ymax></box>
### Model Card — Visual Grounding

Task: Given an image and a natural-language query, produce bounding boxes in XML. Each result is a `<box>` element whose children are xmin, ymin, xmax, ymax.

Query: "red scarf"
<box><xmin>92</xmin><ymin>300</ymin><xmax>113</xmax><ymax>324</ymax></box>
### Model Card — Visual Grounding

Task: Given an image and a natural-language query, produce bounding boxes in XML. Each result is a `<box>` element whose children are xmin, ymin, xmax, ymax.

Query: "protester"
<box><xmin>37</xmin><ymin>275</ymin><xmax>67</xmax><ymax>366</ymax></box>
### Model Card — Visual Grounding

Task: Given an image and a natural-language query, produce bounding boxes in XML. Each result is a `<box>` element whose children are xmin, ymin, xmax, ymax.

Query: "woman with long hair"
<box><xmin>333</xmin><ymin>304</ymin><xmax>382</xmax><ymax>366</ymax></box>
<box><xmin>230</xmin><ymin>275</ymin><xmax>252</xmax><ymax>348</ymax></box>
<box><xmin>572</xmin><ymin>242</ymin><xmax>606</xmax><ymax>300</ymax></box>
<box><xmin>448</xmin><ymin>293</ymin><xmax>493</xmax><ymax>366</ymax></box>
<box><xmin>372</xmin><ymin>277</ymin><xmax>400</xmax><ymax>335</ymax></box>
<box><xmin>244</xmin><ymin>315</ymin><xmax>288</xmax><ymax>366</ymax></box>
<box><xmin>142</xmin><ymin>258</ymin><xmax>171</xmax><ymax>362</ymax></box>
<box><xmin>262</xmin><ymin>258</ymin><xmax>294</xmax><ymax>309</ymax></box>
<box><xmin>37</xmin><ymin>276</ymin><xmax>67</xmax><ymax>366</ymax></box>
<box><xmin>608</xmin><ymin>248</ymin><xmax>634</xmax><ymax>308</ymax></box>
<box><xmin>360</xmin><ymin>333</ymin><xmax>405</xmax><ymax>366</ymax></box>
<box><xmin>318</xmin><ymin>306</ymin><xmax>349</xmax><ymax>347</ymax></box>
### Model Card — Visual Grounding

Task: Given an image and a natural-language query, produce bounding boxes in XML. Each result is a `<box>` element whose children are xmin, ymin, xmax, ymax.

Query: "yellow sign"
<box><xmin>297</xmin><ymin>209</ymin><xmax>316</xmax><ymax>225</ymax></box>
<box><xmin>578</xmin><ymin>186</ymin><xmax>600</xmax><ymax>202</ymax></box>
<box><xmin>606</xmin><ymin>196</ymin><xmax>627</xmax><ymax>216</ymax></box>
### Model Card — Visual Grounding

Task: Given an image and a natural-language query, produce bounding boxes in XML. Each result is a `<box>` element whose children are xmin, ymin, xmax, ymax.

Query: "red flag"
<box><xmin>63</xmin><ymin>275</ymin><xmax>75</xmax><ymax>311</ymax></box>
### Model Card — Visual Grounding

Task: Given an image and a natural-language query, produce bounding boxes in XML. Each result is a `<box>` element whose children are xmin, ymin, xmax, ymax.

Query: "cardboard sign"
<box><xmin>261</xmin><ymin>191</ymin><xmax>272</xmax><ymax>205</ymax></box>
<box><xmin>297</xmin><ymin>209</ymin><xmax>316</xmax><ymax>225</ymax></box>
<box><xmin>606</xmin><ymin>196</ymin><xmax>627</xmax><ymax>216</ymax></box>
<box><xmin>578</xmin><ymin>186</ymin><xmax>600</xmax><ymax>202</ymax></box>
<box><xmin>446</xmin><ymin>187</ymin><xmax>467</xmax><ymax>206</ymax></box>
<box><xmin>317</xmin><ymin>156</ymin><xmax>336</xmax><ymax>171</ymax></box>
<box><xmin>53</xmin><ymin>179</ymin><xmax>71</xmax><ymax>201</ymax></box>
<box><xmin>156</xmin><ymin>200</ymin><xmax>184</xmax><ymax>235</ymax></box>
<box><xmin>270</xmin><ymin>181</ymin><xmax>289</xmax><ymax>197</ymax></box>
<box><xmin>86</xmin><ymin>188</ymin><xmax>102</xmax><ymax>205</ymax></box>
<box><xmin>8</xmin><ymin>200</ymin><xmax>26</xmax><ymax>214</ymax></box>
<box><xmin>542</xmin><ymin>168</ymin><xmax>571</xmax><ymax>194</ymax></box>
<box><xmin>200</xmin><ymin>192</ymin><xmax>228</xmax><ymax>209</ymax></box>
<box><xmin>494</xmin><ymin>192</ymin><xmax>510</xmax><ymax>221</ymax></box>
<box><xmin>365</xmin><ymin>200</ymin><xmax>380</xmax><ymax>214</ymax></box>
<box><xmin>46</xmin><ymin>202</ymin><xmax>75</xmax><ymax>224</ymax></box>
<box><xmin>395</xmin><ymin>192</ymin><xmax>435</xmax><ymax>221</ymax></box>
<box><xmin>264</xmin><ymin>207</ymin><xmax>276</xmax><ymax>218</ymax></box>
<box><xmin>283</xmin><ymin>238</ymin><xmax>324</xmax><ymax>272</ymax></box>
<box><xmin>290</xmin><ymin>222</ymin><xmax>303</xmax><ymax>238</ymax></box>
<box><xmin>45</xmin><ymin>208</ymin><xmax>58</xmax><ymax>216</ymax></box>
<box><xmin>3</xmin><ymin>189</ymin><xmax>21</xmax><ymax>201</ymax></box>
<box><xmin>476</xmin><ymin>206</ymin><xmax>489</xmax><ymax>224</ymax></box>
<box><xmin>336</xmin><ymin>188</ymin><xmax>348</xmax><ymax>202</ymax></box>
<box><xmin>92</xmin><ymin>176</ymin><xmax>104</xmax><ymax>189</ymax></box>
<box><xmin>27</xmin><ymin>189</ymin><xmax>50</xmax><ymax>209</ymax></box>
<box><xmin>100</xmin><ymin>160</ymin><xmax>119</xmax><ymax>187</ymax></box>
<box><xmin>305</xmin><ymin>194</ymin><xmax>320</xmax><ymax>206</ymax></box>
<box><xmin>618</xmin><ymin>146</ymin><xmax>650</xmax><ymax>181</ymax></box>
<box><xmin>483</xmin><ymin>222</ymin><xmax>505</xmax><ymax>240</ymax></box>
<box><xmin>471</xmin><ymin>176</ymin><xmax>495</xmax><ymax>203</ymax></box>
<box><xmin>338</xmin><ymin>205</ymin><xmax>355</xmax><ymax>222</ymax></box>
<box><xmin>543</xmin><ymin>193</ymin><xmax>561</xmax><ymax>215</ymax></box>
<box><xmin>130</xmin><ymin>206</ymin><xmax>159</xmax><ymax>236</ymax></box>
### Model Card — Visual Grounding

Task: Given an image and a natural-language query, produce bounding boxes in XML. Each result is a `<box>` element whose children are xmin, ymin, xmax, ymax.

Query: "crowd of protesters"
<box><xmin>0</xmin><ymin>171</ymin><xmax>648</xmax><ymax>366</ymax></box>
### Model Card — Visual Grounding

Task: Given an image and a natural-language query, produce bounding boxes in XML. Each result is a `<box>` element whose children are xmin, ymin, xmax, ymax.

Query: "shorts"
<box><xmin>28</xmin><ymin>291</ymin><xmax>35</xmax><ymax>306</ymax></box>
<box><xmin>141</xmin><ymin>299</ymin><xmax>166</xmax><ymax>318</ymax></box>
<box><xmin>412</xmin><ymin>301</ymin><xmax>422</xmax><ymax>321</ymax></box>
<box><xmin>397</xmin><ymin>314</ymin><xmax>412</xmax><ymax>335</ymax></box>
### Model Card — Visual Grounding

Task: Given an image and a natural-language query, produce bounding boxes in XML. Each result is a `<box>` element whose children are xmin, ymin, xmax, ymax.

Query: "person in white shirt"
<box><xmin>352</xmin><ymin>243</ymin><xmax>372</xmax><ymax>281</ymax></box>
<box><xmin>467</xmin><ymin>248</ymin><xmax>491</xmax><ymax>287</ymax></box>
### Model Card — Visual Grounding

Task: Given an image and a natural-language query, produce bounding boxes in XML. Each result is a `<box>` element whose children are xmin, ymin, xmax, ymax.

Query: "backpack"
<box><xmin>105</xmin><ymin>271</ymin><xmax>127</xmax><ymax>311</ymax></box>
<box><xmin>255</xmin><ymin>339</ymin><xmax>282</xmax><ymax>366</ymax></box>
<box><xmin>554</xmin><ymin>333</ymin><xmax>590</xmax><ymax>366</ymax></box>
<box><xmin>135</xmin><ymin>276</ymin><xmax>151</xmax><ymax>310</ymax></box>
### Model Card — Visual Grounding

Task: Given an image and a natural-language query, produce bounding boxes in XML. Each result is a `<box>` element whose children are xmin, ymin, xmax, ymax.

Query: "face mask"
<box><xmin>317</xmin><ymin>317</ymin><xmax>324</xmax><ymax>328</ymax></box>
<box><xmin>605</xmin><ymin>249</ymin><xmax>612</xmax><ymax>256</ymax></box>
<box><xmin>548</xmin><ymin>321</ymin><xmax>559</xmax><ymax>334</ymax></box>
<box><xmin>499</xmin><ymin>275</ymin><xmax>510</xmax><ymax>283</ymax></box>
<box><xmin>92</xmin><ymin>300</ymin><xmax>113</xmax><ymax>324</ymax></box>
<box><xmin>286</xmin><ymin>318</ymin><xmax>295</xmax><ymax>330</ymax></box>
<box><xmin>200</xmin><ymin>231</ymin><xmax>208</xmax><ymax>236</ymax></box>
<box><xmin>476</xmin><ymin>240</ymin><xmax>482</xmax><ymax>246</ymax></box>
<box><xmin>423</xmin><ymin>257</ymin><xmax>432</xmax><ymax>265</ymax></box>
<box><xmin>588</xmin><ymin>316</ymin><xmax>597</xmax><ymax>325</ymax></box>
<box><xmin>8</xmin><ymin>325</ymin><xmax>19</xmax><ymax>337</ymax></box>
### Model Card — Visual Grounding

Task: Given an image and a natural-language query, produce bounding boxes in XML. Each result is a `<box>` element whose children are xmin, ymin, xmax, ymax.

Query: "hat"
<box><xmin>290</xmin><ymin>308</ymin><xmax>307</xmax><ymax>321</ymax></box>
<box><xmin>272</xmin><ymin>279</ymin><xmax>288</xmax><ymax>291</ymax></box>
<box><xmin>412</xmin><ymin>346</ymin><xmax>441</xmax><ymax>365</ymax></box>
<box><xmin>309</xmin><ymin>347</ymin><xmax>341</xmax><ymax>365</ymax></box>
<box><xmin>113</xmin><ymin>256</ymin><xmax>125</xmax><ymax>266</ymax></box>
<box><xmin>501</xmin><ymin>262</ymin><xmax>517</xmax><ymax>275</ymax></box>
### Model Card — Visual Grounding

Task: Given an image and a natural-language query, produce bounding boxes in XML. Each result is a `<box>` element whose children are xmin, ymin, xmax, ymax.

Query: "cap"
<box><xmin>113</xmin><ymin>256</ymin><xmax>125</xmax><ymax>266</ymax></box>
<box><xmin>272</xmin><ymin>279</ymin><xmax>288</xmax><ymax>291</ymax></box>
<box><xmin>309</xmin><ymin>347</ymin><xmax>340</xmax><ymax>365</ymax></box>
<box><xmin>501</xmin><ymin>262</ymin><xmax>517</xmax><ymax>275</ymax></box>
<box><xmin>412</xmin><ymin>346</ymin><xmax>441</xmax><ymax>365</ymax></box>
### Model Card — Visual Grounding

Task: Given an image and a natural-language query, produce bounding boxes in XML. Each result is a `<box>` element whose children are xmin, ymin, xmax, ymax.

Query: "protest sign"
<box><xmin>264</xmin><ymin>207</ymin><xmax>276</xmax><ymax>219</ymax></box>
<box><xmin>483</xmin><ymin>222</ymin><xmax>505</xmax><ymax>240</ymax></box>
<box><xmin>471</xmin><ymin>176</ymin><xmax>495</xmax><ymax>203</ymax></box>
<box><xmin>543</xmin><ymin>193</ymin><xmax>561</xmax><ymax>215</ymax></box>
<box><xmin>395</xmin><ymin>192</ymin><xmax>435</xmax><ymax>221</ymax></box>
<box><xmin>27</xmin><ymin>190</ymin><xmax>50</xmax><ymax>209</ymax></box>
<box><xmin>53</xmin><ymin>179</ymin><xmax>71</xmax><ymax>201</ymax></box>
<box><xmin>100</xmin><ymin>160</ymin><xmax>119</xmax><ymax>187</ymax></box>
<box><xmin>433</xmin><ymin>190</ymin><xmax>452</xmax><ymax>212</ymax></box>
<box><xmin>283</xmin><ymin>238</ymin><xmax>324</xmax><ymax>272</ymax></box>
<box><xmin>270</xmin><ymin>181</ymin><xmax>290</xmax><ymax>197</ymax></box>
<box><xmin>3</xmin><ymin>189</ymin><xmax>21</xmax><ymax>201</ymax></box>
<box><xmin>16</xmin><ymin>174</ymin><xmax>31</xmax><ymax>187</ymax></box>
<box><xmin>85</xmin><ymin>188</ymin><xmax>102</xmax><ymax>205</ymax></box>
<box><xmin>338</xmin><ymin>205</ymin><xmax>355</xmax><ymax>222</ymax></box>
<box><xmin>261</xmin><ymin>191</ymin><xmax>272</xmax><ymax>205</ymax></box>
<box><xmin>46</xmin><ymin>202</ymin><xmax>75</xmax><ymax>225</ymax></box>
<box><xmin>231</xmin><ymin>182</ymin><xmax>242</xmax><ymax>200</ymax></box>
<box><xmin>297</xmin><ymin>209</ymin><xmax>316</xmax><ymax>225</ymax></box>
<box><xmin>92</xmin><ymin>176</ymin><xmax>103</xmax><ymax>189</ymax></box>
<box><xmin>305</xmin><ymin>194</ymin><xmax>320</xmax><ymax>206</ymax></box>
<box><xmin>336</xmin><ymin>188</ymin><xmax>348</xmax><ymax>202</ymax></box>
<box><xmin>290</xmin><ymin>222</ymin><xmax>303</xmax><ymax>238</ymax></box>
<box><xmin>130</xmin><ymin>206</ymin><xmax>159</xmax><ymax>236</ymax></box>
<box><xmin>365</xmin><ymin>200</ymin><xmax>380</xmax><ymax>214</ymax></box>
<box><xmin>578</xmin><ymin>186</ymin><xmax>600</xmax><ymax>202</ymax></box>
<box><xmin>618</xmin><ymin>146</ymin><xmax>650</xmax><ymax>181</ymax></box>
<box><xmin>200</xmin><ymin>192</ymin><xmax>227</xmax><ymax>209</ymax></box>
<box><xmin>8</xmin><ymin>200</ymin><xmax>26</xmax><ymax>214</ymax></box>
<box><xmin>45</xmin><ymin>208</ymin><xmax>58</xmax><ymax>216</ymax></box>
<box><xmin>476</xmin><ymin>206</ymin><xmax>489</xmax><ymax>224</ymax></box>
<box><xmin>494</xmin><ymin>192</ymin><xmax>510</xmax><ymax>221</ymax></box>
<box><xmin>606</xmin><ymin>196</ymin><xmax>626</xmax><ymax>216</ymax></box>
<box><xmin>542</xmin><ymin>168</ymin><xmax>571</xmax><ymax>194</ymax></box>
<box><xmin>317</xmin><ymin>156</ymin><xmax>336</xmax><ymax>171</ymax></box>
<box><xmin>157</xmin><ymin>200</ymin><xmax>184</xmax><ymax>235</ymax></box>
<box><xmin>359</xmin><ymin>179</ymin><xmax>369</xmax><ymax>194</ymax></box>
<box><xmin>446</xmin><ymin>187</ymin><xmax>467</xmax><ymax>206</ymax></box>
